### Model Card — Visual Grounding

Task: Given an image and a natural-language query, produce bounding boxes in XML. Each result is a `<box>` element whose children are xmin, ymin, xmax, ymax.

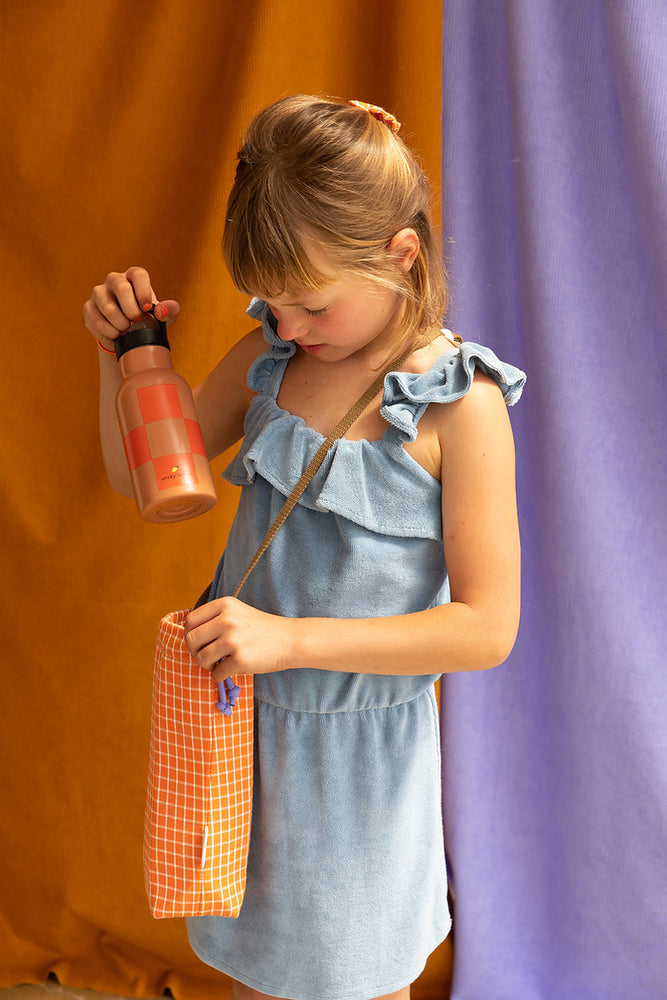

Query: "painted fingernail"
<box><xmin>141</xmin><ymin>302</ymin><xmax>153</xmax><ymax>312</ymax></box>
<box><xmin>156</xmin><ymin>304</ymin><xmax>168</xmax><ymax>319</ymax></box>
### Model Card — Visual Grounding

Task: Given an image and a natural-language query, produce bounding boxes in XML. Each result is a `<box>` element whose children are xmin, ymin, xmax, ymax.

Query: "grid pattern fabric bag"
<box><xmin>144</xmin><ymin>609</ymin><xmax>253</xmax><ymax>918</ymax></box>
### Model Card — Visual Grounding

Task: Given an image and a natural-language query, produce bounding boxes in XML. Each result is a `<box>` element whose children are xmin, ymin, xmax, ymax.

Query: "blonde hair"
<box><xmin>223</xmin><ymin>94</ymin><xmax>448</xmax><ymax>349</ymax></box>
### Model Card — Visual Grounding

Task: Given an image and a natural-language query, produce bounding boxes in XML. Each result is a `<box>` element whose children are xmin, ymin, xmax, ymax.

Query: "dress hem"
<box><xmin>188</xmin><ymin>920</ymin><xmax>452</xmax><ymax>1000</ymax></box>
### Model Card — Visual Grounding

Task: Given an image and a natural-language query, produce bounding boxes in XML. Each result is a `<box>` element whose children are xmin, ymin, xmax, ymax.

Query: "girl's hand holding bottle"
<box><xmin>84</xmin><ymin>266</ymin><xmax>219</xmax><ymax>521</ymax></box>
<box><xmin>83</xmin><ymin>266</ymin><xmax>181</xmax><ymax>351</ymax></box>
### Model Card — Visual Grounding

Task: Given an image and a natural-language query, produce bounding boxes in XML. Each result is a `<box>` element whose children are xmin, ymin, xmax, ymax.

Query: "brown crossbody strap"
<box><xmin>195</xmin><ymin>328</ymin><xmax>441</xmax><ymax>608</ymax></box>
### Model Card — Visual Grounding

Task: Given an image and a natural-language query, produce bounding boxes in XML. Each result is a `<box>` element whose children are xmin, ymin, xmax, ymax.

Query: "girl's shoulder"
<box><xmin>384</xmin><ymin>335</ymin><xmax>526</xmax><ymax>480</ymax></box>
<box><xmin>381</xmin><ymin>335</ymin><xmax>526</xmax><ymax>439</ymax></box>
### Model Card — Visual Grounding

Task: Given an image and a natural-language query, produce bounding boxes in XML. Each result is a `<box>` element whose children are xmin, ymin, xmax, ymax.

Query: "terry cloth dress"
<box><xmin>187</xmin><ymin>300</ymin><xmax>526</xmax><ymax>1000</ymax></box>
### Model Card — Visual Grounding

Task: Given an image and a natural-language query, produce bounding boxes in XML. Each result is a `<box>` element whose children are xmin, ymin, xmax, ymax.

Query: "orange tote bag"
<box><xmin>144</xmin><ymin>609</ymin><xmax>253</xmax><ymax>918</ymax></box>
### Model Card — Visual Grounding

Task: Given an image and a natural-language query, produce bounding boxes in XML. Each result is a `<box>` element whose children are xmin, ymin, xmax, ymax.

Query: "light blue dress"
<box><xmin>187</xmin><ymin>300</ymin><xmax>526</xmax><ymax>1000</ymax></box>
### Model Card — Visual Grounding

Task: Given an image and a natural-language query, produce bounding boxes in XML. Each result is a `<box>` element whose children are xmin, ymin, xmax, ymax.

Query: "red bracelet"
<box><xmin>96</xmin><ymin>339</ymin><xmax>116</xmax><ymax>355</ymax></box>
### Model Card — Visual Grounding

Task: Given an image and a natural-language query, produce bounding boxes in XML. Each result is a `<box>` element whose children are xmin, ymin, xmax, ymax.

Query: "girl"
<box><xmin>84</xmin><ymin>95</ymin><xmax>525</xmax><ymax>1000</ymax></box>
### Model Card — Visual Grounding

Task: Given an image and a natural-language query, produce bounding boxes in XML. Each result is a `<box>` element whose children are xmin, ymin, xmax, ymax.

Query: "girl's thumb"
<box><xmin>153</xmin><ymin>299</ymin><xmax>181</xmax><ymax>323</ymax></box>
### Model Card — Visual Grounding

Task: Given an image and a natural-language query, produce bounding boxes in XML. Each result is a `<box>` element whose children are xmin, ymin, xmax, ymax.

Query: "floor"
<box><xmin>0</xmin><ymin>983</ymin><xmax>130</xmax><ymax>1000</ymax></box>
<box><xmin>2</xmin><ymin>943</ymin><xmax>452</xmax><ymax>1000</ymax></box>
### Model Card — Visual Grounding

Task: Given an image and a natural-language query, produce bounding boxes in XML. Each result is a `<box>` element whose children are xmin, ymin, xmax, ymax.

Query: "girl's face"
<box><xmin>257</xmin><ymin>232</ymin><xmax>419</xmax><ymax>365</ymax></box>
<box><xmin>267</xmin><ymin>275</ymin><xmax>402</xmax><ymax>362</ymax></box>
<box><xmin>263</xmin><ymin>272</ymin><xmax>404</xmax><ymax>365</ymax></box>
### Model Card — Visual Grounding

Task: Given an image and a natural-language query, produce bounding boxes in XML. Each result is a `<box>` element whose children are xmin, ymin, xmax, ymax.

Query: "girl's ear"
<box><xmin>387</xmin><ymin>228</ymin><xmax>420</xmax><ymax>272</ymax></box>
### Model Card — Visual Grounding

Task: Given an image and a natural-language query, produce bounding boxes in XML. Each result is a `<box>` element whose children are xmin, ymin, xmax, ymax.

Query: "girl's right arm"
<box><xmin>83</xmin><ymin>267</ymin><xmax>264</xmax><ymax>496</ymax></box>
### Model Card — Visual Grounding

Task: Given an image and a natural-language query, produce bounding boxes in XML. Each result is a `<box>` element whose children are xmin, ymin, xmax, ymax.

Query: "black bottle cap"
<box><xmin>114</xmin><ymin>313</ymin><xmax>170</xmax><ymax>360</ymax></box>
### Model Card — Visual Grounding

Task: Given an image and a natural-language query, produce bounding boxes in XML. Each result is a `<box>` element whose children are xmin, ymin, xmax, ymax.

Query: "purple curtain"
<box><xmin>440</xmin><ymin>3</ymin><xmax>667</xmax><ymax>998</ymax></box>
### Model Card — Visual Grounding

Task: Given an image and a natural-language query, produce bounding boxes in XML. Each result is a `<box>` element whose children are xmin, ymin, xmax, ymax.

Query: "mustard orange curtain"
<box><xmin>1</xmin><ymin>1</ymin><xmax>450</xmax><ymax>997</ymax></box>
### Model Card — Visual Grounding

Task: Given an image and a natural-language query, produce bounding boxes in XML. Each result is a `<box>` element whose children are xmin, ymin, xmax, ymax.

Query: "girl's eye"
<box><xmin>304</xmin><ymin>306</ymin><xmax>327</xmax><ymax>317</ymax></box>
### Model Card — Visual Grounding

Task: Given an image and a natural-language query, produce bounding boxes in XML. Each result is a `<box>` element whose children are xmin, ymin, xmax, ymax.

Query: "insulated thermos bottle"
<box><xmin>114</xmin><ymin>309</ymin><xmax>217</xmax><ymax>523</ymax></box>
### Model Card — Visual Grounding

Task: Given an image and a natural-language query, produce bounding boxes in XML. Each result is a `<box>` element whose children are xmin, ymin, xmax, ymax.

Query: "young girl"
<box><xmin>84</xmin><ymin>95</ymin><xmax>525</xmax><ymax>1000</ymax></box>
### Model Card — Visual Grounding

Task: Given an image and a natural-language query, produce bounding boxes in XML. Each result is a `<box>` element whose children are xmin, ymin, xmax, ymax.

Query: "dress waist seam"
<box><xmin>254</xmin><ymin>686</ymin><xmax>437</xmax><ymax>716</ymax></box>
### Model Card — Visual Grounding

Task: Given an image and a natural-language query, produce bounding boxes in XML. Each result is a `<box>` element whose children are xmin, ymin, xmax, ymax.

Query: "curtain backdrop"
<box><xmin>6</xmin><ymin>2</ymin><xmax>664</xmax><ymax>999</ymax></box>
<box><xmin>440</xmin><ymin>2</ymin><xmax>667</xmax><ymax>998</ymax></box>
<box><xmin>0</xmin><ymin>1</ymin><xmax>451</xmax><ymax>997</ymax></box>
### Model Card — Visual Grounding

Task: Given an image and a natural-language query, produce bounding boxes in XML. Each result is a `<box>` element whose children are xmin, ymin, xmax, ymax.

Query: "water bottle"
<box><xmin>114</xmin><ymin>310</ymin><xmax>217</xmax><ymax>522</ymax></box>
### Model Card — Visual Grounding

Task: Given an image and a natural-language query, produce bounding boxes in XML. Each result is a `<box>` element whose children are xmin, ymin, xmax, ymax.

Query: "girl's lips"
<box><xmin>299</xmin><ymin>342</ymin><xmax>326</xmax><ymax>354</ymax></box>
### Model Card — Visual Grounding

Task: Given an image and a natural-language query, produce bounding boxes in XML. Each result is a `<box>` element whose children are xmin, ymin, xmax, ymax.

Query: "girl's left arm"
<box><xmin>185</xmin><ymin>373</ymin><xmax>521</xmax><ymax>679</ymax></box>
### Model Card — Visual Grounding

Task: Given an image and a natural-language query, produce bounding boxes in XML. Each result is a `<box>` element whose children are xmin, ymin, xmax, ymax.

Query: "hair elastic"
<box><xmin>235</xmin><ymin>152</ymin><xmax>254</xmax><ymax>181</ymax></box>
<box><xmin>348</xmin><ymin>100</ymin><xmax>401</xmax><ymax>134</ymax></box>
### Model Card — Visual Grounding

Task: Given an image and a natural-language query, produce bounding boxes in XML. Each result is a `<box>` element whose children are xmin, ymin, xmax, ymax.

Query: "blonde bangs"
<box><xmin>224</xmin><ymin>180</ymin><xmax>334</xmax><ymax>298</ymax></box>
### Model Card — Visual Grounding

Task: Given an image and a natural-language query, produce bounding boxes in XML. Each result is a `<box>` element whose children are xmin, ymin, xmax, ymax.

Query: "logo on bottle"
<box><xmin>154</xmin><ymin>454</ymin><xmax>199</xmax><ymax>489</ymax></box>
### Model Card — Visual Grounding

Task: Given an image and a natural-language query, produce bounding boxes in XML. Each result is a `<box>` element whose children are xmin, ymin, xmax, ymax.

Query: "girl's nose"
<box><xmin>274</xmin><ymin>310</ymin><xmax>305</xmax><ymax>342</ymax></box>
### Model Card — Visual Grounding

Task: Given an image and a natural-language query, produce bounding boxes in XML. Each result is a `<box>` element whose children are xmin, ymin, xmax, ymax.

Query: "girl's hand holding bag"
<box><xmin>143</xmin><ymin>332</ymin><xmax>439</xmax><ymax>918</ymax></box>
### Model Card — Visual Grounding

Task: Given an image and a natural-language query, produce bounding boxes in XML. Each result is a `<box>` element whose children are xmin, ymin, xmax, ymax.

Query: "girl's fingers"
<box><xmin>88</xmin><ymin>287</ymin><xmax>133</xmax><ymax>328</ymax></box>
<box><xmin>123</xmin><ymin>266</ymin><xmax>156</xmax><ymax>313</ymax></box>
<box><xmin>84</xmin><ymin>268</ymin><xmax>181</xmax><ymax>342</ymax></box>
<box><xmin>184</xmin><ymin>620</ymin><xmax>225</xmax><ymax>666</ymax></box>
<box><xmin>123</xmin><ymin>270</ymin><xmax>182</xmax><ymax>323</ymax></box>
<box><xmin>106</xmin><ymin>268</ymin><xmax>154</xmax><ymax>319</ymax></box>
<box><xmin>212</xmin><ymin>660</ymin><xmax>236</xmax><ymax>683</ymax></box>
<box><xmin>82</xmin><ymin>294</ymin><xmax>127</xmax><ymax>341</ymax></box>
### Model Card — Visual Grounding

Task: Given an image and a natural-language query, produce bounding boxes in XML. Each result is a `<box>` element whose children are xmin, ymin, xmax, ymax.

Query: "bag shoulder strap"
<box><xmin>196</xmin><ymin>329</ymin><xmax>440</xmax><ymax>608</ymax></box>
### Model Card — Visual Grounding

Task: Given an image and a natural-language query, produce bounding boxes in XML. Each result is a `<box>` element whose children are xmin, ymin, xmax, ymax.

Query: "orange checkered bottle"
<box><xmin>114</xmin><ymin>310</ymin><xmax>217</xmax><ymax>523</ymax></box>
